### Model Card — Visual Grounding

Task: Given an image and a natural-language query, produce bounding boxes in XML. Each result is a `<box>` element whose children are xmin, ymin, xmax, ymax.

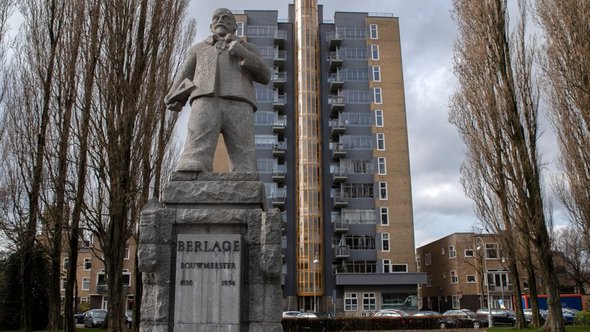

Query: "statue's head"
<box><xmin>210</xmin><ymin>8</ymin><xmax>237</xmax><ymax>37</ymax></box>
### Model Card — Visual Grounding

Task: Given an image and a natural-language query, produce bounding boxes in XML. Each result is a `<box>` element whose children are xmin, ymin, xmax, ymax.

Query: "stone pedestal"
<box><xmin>138</xmin><ymin>173</ymin><xmax>283</xmax><ymax>332</ymax></box>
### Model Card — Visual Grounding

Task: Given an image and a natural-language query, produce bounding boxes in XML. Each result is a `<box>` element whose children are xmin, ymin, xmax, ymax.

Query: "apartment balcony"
<box><xmin>334</xmin><ymin>246</ymin><xmax>351</xmax><ymax>259</ymax></box>
<box><xmin>330</xmin><ymin>119</ymin><xmax>346</xmax><ymax>139</ymax></box>
<box><xmin>328</xmin><ymin>73</ymin><xmax>343</xmax><ymax>92</ymax></box>
<box><xmin>272</xmin><ymin>72</ymin><xmax>286</xmax><ymax>88</ymax></box>
<box><xmin>272</xmin><ymin>164</ymin><xmax>286</xmax><ymax>183</ymax></box>
<box><xmin>273</xmin><ymin>93</ymin><xmax>286</xmax><ymax>114</ymax></box>
<box><xmin>335</xmin><ymin>272</ymin><xmax>428</xmax><ymax>286</ymax></box>
<box><xmin>332</xmin><ymin>192</ymin><xmax>348</xmax><ymax>209</ymax></box>
<box><xmin>273</xmin><ymin>50</ymin><xmax>287</xmax><ymax>69</ymax></box>
<box><xmin>272</xmin><ymin>143</ymin><xmax>286</xmax><ymax>160</ymax></box>
<box><xmin>327</xmin><ymin>31</ymin><xmax>341</xmax><ymax>50</ymax></box>
<box><xmin>328</xmin><ymin>51</ymin><xmax>343</xmax><ymax>71</ymax></box>
<box><xmin>272</xmin><ymin>118</ymin><xmax>286</xmax><ymax>138</ymax></box>
<box><xmin>274</xmin><ymin>29</ymin><xmax>287</xmax><ymax>48</ymax></box>
<box><xmin>331</xmin><ymin>143</ymin><xmax>346</xmax><ymax>160</ymax></box>
<box><xmin>332</xmin><ymin>221</ymin><xmax>349</xmax><ymax>233</ymax></box>
<box><xmin>270</xmin><ymin>190</ymin><xmax>286</xmax><ymax>209</ymax></box>
<box><xmin>328</xmin><ymin>95</ymin><xmax>345</xmax><ymax>117</ymax></box>
<box><xmin>331</xmin><ymin>167</ymin><xmax>348</xmax><ymax>185</ymax></box>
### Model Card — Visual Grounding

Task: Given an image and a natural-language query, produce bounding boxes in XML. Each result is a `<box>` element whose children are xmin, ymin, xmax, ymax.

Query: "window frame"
<box><xmin>376</xmin><ymin>133</ymin><xmax>385</xmax><ymax>150</ymax></box>
<box><xmin>236</xmin><ymin>21</ymin><xmax>245</xmax><ymax>37</ymax></box>
<box><xmin>82</xmin><ymin>277</ymin><xmax>90</xmax><ymax>290</ymax></box>
<box><xmin>373</xmin><ymin>87</ymin><xmax>382</xmax><ymax>104</ymax></box>
<box><xmin>379</xmin><ymin>207</ymin><xmax>389</xmax><ymax>225</ymax></box>
<box><xmin>83</xmin><ymin>258</ymin><xmax>92</xmax><ymax>270</ymax></box>
<box><xmin>374</xmin><ymin>109</ymin><xmax>384</xmax><ymax>127</ymax></box>
<box><xmin>371</xmin><ymin>44</ymin><xmax>379</xmax><ymax>60</ymax></box>
<box><xmin>449</xmin><ymin>245</ymin><xmax>457</xmax><ymax>259</ymax></box>
<box><xmin>344</xmin><ymin>293</ymin><xmax>358</xmax><ymax>311</ymax></box>
<box><xmin>425</xmin><ymin>253</ymin><xmax>432</xmax><ymax>266</ymax></box>
<box><xmin>381</xmin><ymin>233</ymin><xmax>390</xmax><ymax>252</ymax></box>
<box><xmin>378</xmin><ymin>182</ymin><xmax>388</xmax><ymax>200</ymax></box>
<box><xmin>464</xmin><ymin>249</ymin><xmax>474</xmax><ymax>257</ymax></box>
<box><xmin>383</xmin><ymin>259</ymin><xmax>391</xmax><ymax>273</ymax></box>
<box><xmin>466</xmin><ymin>275</ymin><xmax>477</xmax><ymax>283</ymax></box>
<box><xmin>450</xmin><ymin>270</ymin><xmax>459</xmax><ymax>284</ymax></box>
<box><xmin>362</xmin><ymin>293</ymin><xmax>376</xmax><ymax>311</ymax></box>
<box><xmin>369</xmin><ymin>24</ymin><xmax>378</xmax><ymax>39</ymax></box>
<box><xmin>391</xmin><ymin>264</ymin><xmax>408</xmax><ymax>273</ymax></box>
<box><xmin>372</xmin><ymin>66</ymin><xmax>381</xmax><ymax>82</ymax></box>
<box><xmin>377</xmin><ymin>157</ymin><xmax>387</xmax><ymax>175</ymax></box>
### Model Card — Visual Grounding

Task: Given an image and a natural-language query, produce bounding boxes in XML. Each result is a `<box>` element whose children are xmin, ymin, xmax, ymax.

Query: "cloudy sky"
<box><xmin>185</xmin><ymin>0</ymin><xmax>566</xmax><ymax>247</ymax></box>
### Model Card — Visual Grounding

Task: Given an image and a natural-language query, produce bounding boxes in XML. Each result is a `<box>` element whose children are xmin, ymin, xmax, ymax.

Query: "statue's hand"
<box><xmin>228</xmin><ymin>40</ymin><xmax>248</xmax><ymax>59</ymax></box>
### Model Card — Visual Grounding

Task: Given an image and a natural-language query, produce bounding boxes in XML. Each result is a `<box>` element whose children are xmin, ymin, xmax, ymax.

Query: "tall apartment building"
<box><xmin>212</xmin><ymin>1</ymin><xmax>425</xmax><ymax>316</ymax></box>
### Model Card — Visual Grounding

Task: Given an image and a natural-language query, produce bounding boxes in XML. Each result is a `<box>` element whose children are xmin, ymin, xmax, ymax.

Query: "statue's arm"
<box><xmin>229</xmin><ymin>40</ymin><xmax>271</xmax><ymax>85</ymax></box>
<box><xmin>164</xmin><ymin>45</ymin><xmax>197</xmax><ymax>111</ymax></box>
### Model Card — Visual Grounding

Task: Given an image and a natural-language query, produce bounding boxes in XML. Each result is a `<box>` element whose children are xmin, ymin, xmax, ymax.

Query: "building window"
<box><xmin>427</xmin><ymin>274</ymin><xmax>433</xmax><ymax>287</ymax></box>
<box><xmin>369</xmin><ymin>24</ymin><xmax>378</xmax><ymax>39</ymax></box>
<box><xmin>464</xmin><ymin>249</ymin><xmax>474</xmax><ymax>257</ymax></box>
<box><xmin>425</xmin><ymin>253</ymin><xmax>432</xmax><ymax>266</ymax></box>
<box><xmin>381</xmin><ymin>233</ymin><xmax>390</xmax><ymax>252</ymax></box>
<box><xmin>486</xmin><ymin>243</ymin><xmax>499</xmax><ymax>259</ymax></box>
<box><xmin>344</xmin><ymin>293</ymin><xmax>358</xmax><ymax>311</ymax></box>
<box><xmin>373</xmin><ymin>87</ymin><xmax>382</xmax><ymax>104</ymax></box>
<box><xmin>371</xmin><ymin>44</ymin><xmax>379</xmax><ymax>60</ymax></box>
<box><xmin>374</xmin><ymin>110</ymin><xmax>384</xmax><ymax>127</ymax></box>
<box><xmin>379</xmin><ymin>207</ymin><xmax>389</xmax><ymax>225</ymax></box>
<box><xmin>376</xmin><ymin>133</ymin><xmax>385</xmax><ymax>150</ymax></box>
<box><xmin>123</xmin><ymin>272</ymin><xmax>131</xmax><ymax>287</ymax></box>
<box><xmin>124</xmin><ymin>246</ymin><xmax>130</xmax><ymax>260</ymax></box>
<box><xmin>61</xmin><ymin>278</ymin><xmax>67</xmax><ymax>290</ymax></box>
<box><xmin>392</xmin><ymin>264</ymin><xmax>408</xmax><ymax>273</ymax></box>
<box><xmin>63</xmin><ymin>257</ymin><xmax>69</xmax><ymax>270</ymax></box>
<box><xmin>378</xmin><ymin>182</ymin><xmax>388</xmax><ymax>200</ymax></box>
<box><xmin>383</xmin><ymin>259</ymin><xmax>391</xmax><ymax>273</ymax></box>
<box><xmin>80</xmin><ymin>297</ymin><xmax>89</xmax><ymax>304</ymax></box>
<box><xmin>450</xmin><ymin>270</ymin><xmax>459</xmax><ymax>284</ymax></box>
<box><xmin>449</xmin><ymin>246</ymin><xmax>457</xmax><ymax>259</ymax></box>
<box><xmin>236</xmin><ymin>21</ymin><xmax>245</xmax><ymax>37</ymax></box>
<box><xmin>372</xmin><ymin>66</ymin><xmax>381</xmax><ymax>82</ymax></box>
<box><xmin>441</xmin><ymin>247</ymin><xmax>445</xmax><ymax>255</ymax></box>
<box><xmin>416</xmin><ymin>255</ymin><xmax>421</xmax><ymax>269</ymax></box>
<box><xmin>442</xmin><ymin>272</ymin><xmax>446</xmax><ymax>279</ymax></box>
<box><xmin>363</xmin><ymin>293</ymin><xmax>376</xmax><ymax>311</ymax></box>
<box><xmin>452</xmin><ymin>295</ymin><xmax>461</xmax><ymax>309</ymax></box>
<box><xmin>466</xmin><ymin>275</ymin><xmax>477</xmax><ymax>283</ymax></box>
<box><xmin>377</xmin><ymin>157</ymin><xmax>387</xmax><ymax>175</ymax></box>
<box><xmin>83</xmin><ymin>258</ymin><xmax>92</xmax><ymax>270</ymax></box>
<box><xmin>82</xmin><ymin>277</ymin><xmax>90</xmax><ymax>290</ymax></box>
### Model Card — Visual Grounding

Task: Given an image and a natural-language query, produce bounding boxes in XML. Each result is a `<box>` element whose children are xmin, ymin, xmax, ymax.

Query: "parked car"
<box><xmin>412</xmin><ymin>310</ymin><xmax>441</xmax><ymax>317</ymax></box>
<box><xmin>74</xmin><ymin>311</ymin><xmax>87</xmax><ymax>324</ymax></box>
<box><xmin>562</xmin><ymin>308</ymin><xmax>579</xmax><ymax>324</ymax></box>
<box><xmin>125</xmin><ymin>310</ymin><xmax>133</xmax><ymax>329</ymax></box>
<box><xmin>476</xmin><ymin>308</ymin><xmax>516</xmax><ymax>326</ymax></box>
<box><xmin>523</xmin><ymin>308</ymin><xmax>547</xmax><ymax>325</ymax></box>
<box><xmin>373</xmin><ymin>309</ymin><xmax>409</xmax><ymax>317</ymax></box>
<box><xmin>296</xmin><ymin>312</ymin><xmax>319</xmax><ymax>319</ymax></box>
<box><xmin>282</xmin><ymin>311</ymin><xmax>302</xmax><ymax>318</ymax></box>
<box><xmin>440</xmin><ymin>309</ymin><xmax>488</xmax><ymax>329</ymax></box>
<box><xmin>84</xmin><ymin>309</ymin><xmax>107</xmax><ymax>328</ymax></box>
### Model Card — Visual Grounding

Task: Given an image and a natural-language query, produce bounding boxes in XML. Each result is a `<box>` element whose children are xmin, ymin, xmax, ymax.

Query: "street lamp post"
<box><xmin>476</xmin><ymin>237</ymin><xmax>494</xmax><ymax>328</ymax></box>
<box><xmin>313</xmin><ymin>256</ymin><xmax>320</xmax><ymax>313</ymax></box>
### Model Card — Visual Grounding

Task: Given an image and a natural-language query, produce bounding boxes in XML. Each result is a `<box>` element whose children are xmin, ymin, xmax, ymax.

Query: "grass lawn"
<box><xmin>489</xmin><ymin>326</ymin><xmax>590</xmax><ymax>332</ymax></box>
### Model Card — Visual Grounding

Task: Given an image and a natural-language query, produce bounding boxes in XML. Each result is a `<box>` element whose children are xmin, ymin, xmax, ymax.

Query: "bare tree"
<box><xmin>535</xmin><ymin>0</ymin><xmax>590</xmax><ymax>255</ymax></box>
<box><xmin>81</xmin><ymin>0</ymin><xmax>190</xmax><ymax>330</ymax></box>
<box><xmin>552</xmin><ymin>225</ymin><xmax>590</xmax><ymax>294</ymax></box>
<box><xmin>450</xmin><ymin>1</ymin><xmax>564</xmax><ymax>331</ymax></box>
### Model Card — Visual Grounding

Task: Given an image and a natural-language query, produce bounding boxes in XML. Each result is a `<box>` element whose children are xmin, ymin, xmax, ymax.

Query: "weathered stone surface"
<box><xmin>139</xmin><ymin>176</ymin><xmax>281</xmax><ymax>332</ymax></box>
<box><xmin>261</xmin><ymin>210</ymin><xmax>282</xmax><ymax>245</ymax></box>
<box><xmin>169</xmin><ymin>171</ymin><xmax>260</xmax><ymax>182</ymax></box>
<box><xmin>162</xmin><ymin>180</ymin><xmax>264</xmax><ymax>205</ymax></box>
<box><xmin>174</xmin><ymin>208</ymin><xmax>259</xmax><ymax>226</ymax></box>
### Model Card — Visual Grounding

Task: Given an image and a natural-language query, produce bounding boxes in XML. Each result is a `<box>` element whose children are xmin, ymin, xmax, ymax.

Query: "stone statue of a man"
<box><xmin>165</xmin><ymin>8</ymin><xmax>270</xmax><ymax>173</ymax></box>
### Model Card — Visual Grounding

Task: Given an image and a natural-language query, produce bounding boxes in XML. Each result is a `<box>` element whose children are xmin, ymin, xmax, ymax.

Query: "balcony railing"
<box><xmin>326</xmin><ymin>31</ymin><xmax>341</xmax><ymax>50</ymax></box>
<box><xmin>328</xmin><ymin>51</ymin><xmax>343</xmax><ymax>71</ymax></box>
<box><xmin>330</xmin><ymin>119</ymin><xmax>346</xmax><ymax>138</ymax></box>
<box><xmin>334</xmin><ymin>246</ymin><xmax>351</xmax><ymax>259</ymax></box>
<box><xmin>329</xmin><ymin>95</ymin><xmax>345</xmax><ymax>116</ymax></box>
<box><xmin>272</xmin><ymin>72</ymin><xmax>286</xmax><ymax>88</ymax></box>
<box><xmin>331</xmin><ymin>143</ymin><xmax>346</xmax><ymax>160</ymax></box>
<box><xmin>273</xmin><ymin>93</ymin><xmax>286</xmax><ymax>113</ymax></box>
<box><xmin>328</xmin><ymin>72</ymin><xmax>344</xmax><ymax>92</ymax></box>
